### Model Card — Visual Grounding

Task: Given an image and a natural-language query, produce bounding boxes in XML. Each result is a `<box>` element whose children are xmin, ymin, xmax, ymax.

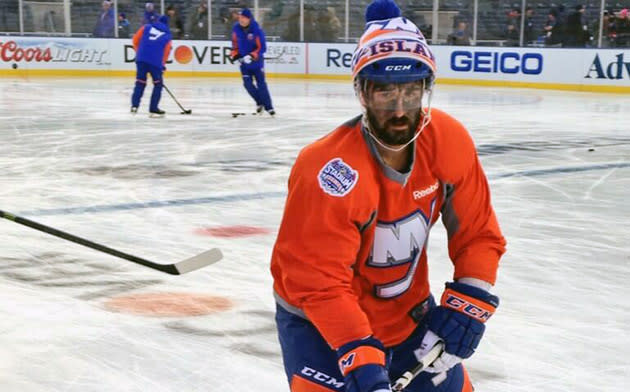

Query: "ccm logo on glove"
<box><xmin>441</xmin><ymin>288</ymin><xmax>497</xmax><ymax>323</ymax></box>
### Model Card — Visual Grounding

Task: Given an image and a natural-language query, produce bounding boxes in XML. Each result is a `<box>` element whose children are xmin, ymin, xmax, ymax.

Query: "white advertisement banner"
<box><xmin>0</xmin><ymin>37</ymin><xmax>114</xmax><ymax>71</ymax></box>
<box><xmin>1</xmin><ymin>36</ymin><xmax>629</xmax><ymax>91</ymax></box>
<box><xmin>434</xmin><ymin>46</ymin><xmax>630</xmax><ymax>87</ymax></box>
<box><xmin>119</xmin><ymin>40</ymin><xmax>305</xmax><ymax>74</ymax></box>
<box><xmin>0</xmin><ymin>37</ymin><xmax>305</xmax><ymax>74</ymax></box>
<box><xmin>306</xmin><ymin>43</ymin><xmax>630</xmax><ymax>89</ymax></box>
<box><xmin>307</xmin><ymin>43</ymin><xmax>356</xmax><ymax>75</ymax></box>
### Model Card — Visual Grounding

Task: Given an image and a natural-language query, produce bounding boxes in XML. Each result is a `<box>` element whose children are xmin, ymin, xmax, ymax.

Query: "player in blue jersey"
<box><xmin>131</xmin><ymin>15</ymin><xmax>172</xmax><ymax>116</ymax></box>
<box><xmin>230</xmin><ymin>8</ymin><xmax>275</xmax><ymax>116</ymax></box>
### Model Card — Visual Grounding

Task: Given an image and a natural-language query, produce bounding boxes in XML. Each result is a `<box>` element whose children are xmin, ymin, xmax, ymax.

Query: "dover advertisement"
<box><xmin>0</xmin><ymin>37</ymin><xmax>304</xmax><ymax>74</ymax></box>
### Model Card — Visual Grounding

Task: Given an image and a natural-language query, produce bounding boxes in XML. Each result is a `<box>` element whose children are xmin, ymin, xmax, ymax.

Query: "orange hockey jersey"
<box><xmin>270</xmin><ymin>108</ymin><xmax>506</xmax><ymax>349</ymax></box>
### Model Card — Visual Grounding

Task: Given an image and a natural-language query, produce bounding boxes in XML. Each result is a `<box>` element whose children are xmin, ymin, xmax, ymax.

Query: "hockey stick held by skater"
<box><xmin>391</xmin><ymin>342</ymin><xmax>443</xmax><ymax>391</ymax></box>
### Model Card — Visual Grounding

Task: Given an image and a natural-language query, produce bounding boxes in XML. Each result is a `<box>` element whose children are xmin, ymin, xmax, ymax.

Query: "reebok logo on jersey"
<box><xmin>318</xmin><ymin>158</ymin><xmax>358</xmax><ymax>197</ymax></box>
<box><xmin>413</xmin><ymin>181</ymin><xmax>439</xmax><ymax>200</ymax></box>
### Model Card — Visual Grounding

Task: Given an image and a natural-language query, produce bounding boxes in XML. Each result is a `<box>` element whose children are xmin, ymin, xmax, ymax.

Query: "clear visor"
<box><xmin>358</xmin><ymin>77</ymin><xmax>434</xmax><ymax>153</ymax></box>
<box><xmin>363</xmin><ymin>79</ymin><xmax>426</xmax><ymax>112</ymax></box>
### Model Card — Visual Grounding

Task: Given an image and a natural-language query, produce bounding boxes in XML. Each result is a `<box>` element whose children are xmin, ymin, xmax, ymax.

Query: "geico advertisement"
<box><xmin>0</xmin><ymin>37</ymin><xmax>111</xmax><ymax>69</ymax></box>
<box><xmin>123</xmin><ymin>40</ymin><xmax>305</xmax><ymax>73</ymax></box>
<box><xmin>449</xmin><ymin>50</ymin><xmax>543</xmax><ymax>75</ymax></box>
<box><xmin>307</xmin><ymin>44</ymin><xmax>547</xmax><ymax>78</ymax></box>
<box><xmin>309</xmin><ymin>44</ymin><xmax>620</xmax><ymax>86</ymax></box>
<box><xmin>435</xmin><ymin>47</ymin><xmax>549</xmax><ymax>79</ymax></box>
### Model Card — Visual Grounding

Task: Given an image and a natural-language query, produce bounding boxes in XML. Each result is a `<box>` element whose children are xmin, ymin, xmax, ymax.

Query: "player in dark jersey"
<box><xmin>230</xmin><ymin>8</ymin><xmax>275</xmax><ymax>116</ymax></box>
<box><xmin>131</xmin><ymin>15</ymin><xmax>172</xmax><ymax>116</ymax></box>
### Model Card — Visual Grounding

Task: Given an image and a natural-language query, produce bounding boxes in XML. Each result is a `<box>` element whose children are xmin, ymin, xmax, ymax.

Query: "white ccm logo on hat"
<box><xmin>352</xmin><ymin>39</ymin><xmax>434</xmax><ymax>72</ymax></box>
<box><xmin>385</xmin><ymin>65</ymin><xmax>412</xmax><ymax>71</ymax></box>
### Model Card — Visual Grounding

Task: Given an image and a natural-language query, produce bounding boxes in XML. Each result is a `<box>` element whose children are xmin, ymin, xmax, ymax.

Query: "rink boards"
<box><xmin>0</xmin><ymin>36</ymin><xmax>629</xmax><ymax>93</ymax></box>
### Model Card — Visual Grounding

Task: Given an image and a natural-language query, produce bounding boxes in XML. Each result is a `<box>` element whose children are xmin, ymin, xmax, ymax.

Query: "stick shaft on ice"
<box><xmin>0</xmin><ymin>210</ymin><xmax>221</xmax><ymax>275</ymax></box>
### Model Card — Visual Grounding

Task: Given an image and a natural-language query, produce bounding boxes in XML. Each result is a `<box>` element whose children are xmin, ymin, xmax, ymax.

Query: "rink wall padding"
<box><xmin>1</xmin><ymin>37</ymin><xmax>629</xmax><ymax>93</ymax></box>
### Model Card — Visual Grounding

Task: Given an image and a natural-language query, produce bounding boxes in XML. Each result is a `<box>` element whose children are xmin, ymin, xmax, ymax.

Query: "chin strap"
<box><xmin>363</xmin><ymin>84</ymin><xmax>434</xmax><ymax>153</ymax></box>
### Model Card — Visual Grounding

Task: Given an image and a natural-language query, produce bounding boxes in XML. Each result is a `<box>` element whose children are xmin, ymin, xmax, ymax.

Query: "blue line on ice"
<box><xmin>19</xmin><ymin>162</ymin><xmax>630</xmax><ymax>217</ymax></box>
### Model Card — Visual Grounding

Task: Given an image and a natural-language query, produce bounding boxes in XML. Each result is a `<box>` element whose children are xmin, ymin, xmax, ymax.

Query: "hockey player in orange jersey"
<box><xmin>271</xmin><ymin>1</ymin><xmax>506</xmax><ymax>391</ymax></box>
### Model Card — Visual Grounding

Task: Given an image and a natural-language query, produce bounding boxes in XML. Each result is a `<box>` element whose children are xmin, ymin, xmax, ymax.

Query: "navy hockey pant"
<box><xmin>275</xmin><ymin>299</ymin><xmax>473</xmax><ymax>392</ymax></box>
<box><xmin>240</xmin><ymin>63</ymin><xmax>273</xmax><ymax>111</ymax></box>
<box><xmin>132</xmin><ymin>61</ymin><xmax>163</xmax><ymax>112</ymax></box>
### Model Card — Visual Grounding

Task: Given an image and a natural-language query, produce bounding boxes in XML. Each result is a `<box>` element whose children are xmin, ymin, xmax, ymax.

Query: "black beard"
<box><xmin>366</xmin><ymin>109</ymin><xmax>421</xmax><ymax>146</ymax></box>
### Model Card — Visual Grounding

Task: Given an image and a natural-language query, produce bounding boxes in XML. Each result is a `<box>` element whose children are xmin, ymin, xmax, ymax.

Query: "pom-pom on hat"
<box><xmin>351</xmin><ymin>0</ymin><xmax>436</xmax><ymax>85</ymax></box>
<box><xmin>365</xmin><ymin>0</ymin><xmax>401</xmax><ymax>22</ymax></box>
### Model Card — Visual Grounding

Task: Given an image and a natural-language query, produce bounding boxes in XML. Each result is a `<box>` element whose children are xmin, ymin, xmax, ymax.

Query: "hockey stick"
<box><xmin>163</xmin><ymin>84</ymin><xmax>192</xmax><ymax>115</ymax></box>
<box><xmin>263</xmin><ymin>47</ymin><xmax>286</xmax><ymax>60</ymax></box>
<box><xmin>231</xmin><ymin>47</ymin><xmax>286</xmax><ymax>62</ymax></box>
<box><xmin>0</xmin><ymin>210</ymin><xmax>222</xmax><ymax>275</ymax></box>
<box><xmin>231</xmin><ymin>112</ymin><xmax>261</xmax><ymax>118</ymax></box>
<box><xmin>391</xmin><ymin>343</ymin><xmax>444</xmax><ymax>391</ymax></box>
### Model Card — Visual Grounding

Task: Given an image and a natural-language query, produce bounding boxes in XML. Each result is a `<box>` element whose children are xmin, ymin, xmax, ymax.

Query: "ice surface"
<box><xmin>0</xmin><ymin>77</ymin><xmax>629</xmax><ymax>391</ymax></box>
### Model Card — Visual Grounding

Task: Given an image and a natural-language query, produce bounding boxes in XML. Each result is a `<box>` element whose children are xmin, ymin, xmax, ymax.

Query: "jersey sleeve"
<box><xmin>436</xmin><ymin>115</ymin><xmax>506</xmax><ymax>285</ymax></box>
<box><xmin>271</xmin><ymin>152</ymin><xmax>373</xmax><ymax>349</ymax></box>
<box><xmin>250</xmin><ymin>35</ymin><xmax>262</xmax><ymax>60</ymax></box>
<box><xmin>132</xmin><ymin>26</ymin><xmax>145</xmax><ymax>51</ymax></box>
<box><xmin>162</xmin><ymin>40</ymin><xmax>172</xmax><ymax>65</ymax></box>
<box><xmin>261</xmin><ymin>29</ymin><xmax>267</xmax><ymax>54</ymax></box>
<box><xmin>249</xmin><ymin>24</ymin><xmax>266</xmax><ymax>60</ymax></box>
<box><xmin>231</xmin><ymin>31</ymin><xmax>239</xmax><ymax>58</ymax></box>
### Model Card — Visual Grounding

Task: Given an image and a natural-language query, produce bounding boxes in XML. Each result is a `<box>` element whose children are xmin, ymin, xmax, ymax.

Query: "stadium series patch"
<box><xmin>318</xmin><ymin>158</ymin><xmax>358</xmax><ymax>197</ymax></box>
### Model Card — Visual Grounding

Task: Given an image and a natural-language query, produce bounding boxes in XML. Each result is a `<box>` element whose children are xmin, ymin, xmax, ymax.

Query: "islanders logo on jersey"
<box><xmin>318</xmin><ymin>158</ymin><xmax>358</xmax><ymax>197</ymax></box>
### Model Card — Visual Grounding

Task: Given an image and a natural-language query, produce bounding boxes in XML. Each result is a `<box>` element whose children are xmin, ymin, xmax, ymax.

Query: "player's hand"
<box><xmin>337</xmin><ymin>337</ymin><xmax>391</xmax><ymax>392</ymax></box>
<box><xmin>418</xmin><ymin>282</ymin><xmax>499</xmax><ymax>373</ymax></box>
<box><xmin>242</xmin><ymin>54</ymin><xmax>253</xmax><ymax>64</ymax></box>
<box><xmin>162</xmin><ymin>65</ymin><xmax>167</xmax><ymax>72</ymax></box>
